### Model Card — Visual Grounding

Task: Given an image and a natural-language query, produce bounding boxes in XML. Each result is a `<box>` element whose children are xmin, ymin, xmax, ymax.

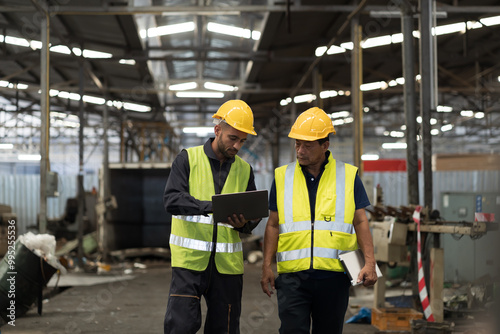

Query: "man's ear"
<box><xmin>322</xmin><ymin>141</ymin><xmax>330</xmax><ymax>150</ymax></box>
<box><xmin>214</xmin><ymin>124</ymin><xmax>221</xmax><ymax>136</ymax></box>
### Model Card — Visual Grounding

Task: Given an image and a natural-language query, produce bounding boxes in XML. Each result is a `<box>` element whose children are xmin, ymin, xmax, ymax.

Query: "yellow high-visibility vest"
<box><xmin>275</xmin><ymin>152</ymin><xmax>358</xmax><ymax>273</ymax></box>
<box><xmin>169</xmin><ymin>145</ymin><xmax>250</xmax><ymax>274</ymax></box>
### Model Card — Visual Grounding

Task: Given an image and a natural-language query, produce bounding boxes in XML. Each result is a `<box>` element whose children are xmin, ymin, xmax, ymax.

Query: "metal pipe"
<box><xmin>351</xmin><ymin>20</ymin><xmax>363</xmax><ymax>175</ymax></box>
<box><xmin>400</xmin><ymin>2</ymin><xmax>420</xmax><ymax>205</ymax></box>
<box><xmin>38</xmin><ymin>13</ymin><xmax>49</xmax><ymax>234</ymax></box>
<box><xmin>419</xmin><ymin>0</ymin><xmax>435</xmax><ymax>210</ymax></box>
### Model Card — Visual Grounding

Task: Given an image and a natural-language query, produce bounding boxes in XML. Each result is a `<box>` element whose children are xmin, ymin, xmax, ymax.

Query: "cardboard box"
<box><xmin>372</xmin><ymin>308</ymin><xmax>423</xmax><ymax>331</ymax></box>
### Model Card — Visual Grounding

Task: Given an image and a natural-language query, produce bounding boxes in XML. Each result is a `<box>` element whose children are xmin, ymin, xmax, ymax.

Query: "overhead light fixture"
<box><xmin>207</xmin><ymin>22</ymin><xmax>260</xmax><ymax>40</ymax></box>
<box><xmin>169</xmin><ymin>82</ymin><xmax>198</xmax><ymax>91</ymax></box>
<box><xmin>474</xmin><ymin>112</ymin><xmax>485</xmax><ymax>119</ymax></box>
<box><xmin>382</xmin><ymin>142</ymin><xmax>407</xmax><ymax>149</ymax></box>
<box><xmin>280</xmin><ymin>97</ymin><xmax>292</xmax><ymax>106</ymax></box>
<box><xmin>123</xmin><ymin>102</ymin><xmax>151</xmax><ymax>112</ymax></box>
<box><xmin>204</xmin><ymin>82</ymin><xmax>237</xmax><ymax>92</ymax></box>
<box><xmin>361</xmin><ymin>154</ymin><xmax>379</xmax><ymax>161</ymax></box>
<box><xmin>83</xmin><ymin>95</ymin><xmax>106</xmax><ymax>105</ymax></box>
<box><xmin>431</xmin><ymin>129</ymin><xmax>440</xmax><ymax>135</ymax></box>
<box><xmin>176</xmin><ymin>91</ymin><xmax>224</xmax><ymax>98</ymax></box>
<box><xmin>141</xmin><ymin>22</ymin><xmax>195</xmax><ymax>38</ymax></box>
<box><xmin>119</xmin><ymin>59</ymin><xmax>136</xmax><ymax>65</ymax></box>
<box><xmin>437</xmin><ymin>105</ymin><xmax>453</xmax><ymax>112</ymax></box>
<box><xmin>441</xmin><ymin>124</ymin><xmax>453</xmax><ymax>132</ymax></box>
<box><xmin>390</xmin><ymin>131</ymin><xmax>405</xmax><ymax>138</ymax></box>
<box><xmin>361</xmin><ymin>35</ymin><xmax>392</xmax><ymax>49</ymax></box>
<box><xmin>18</xmin><ymin>154</ymin><xmax>41</xmax><ymax>161</ymax></box>
<box><xmin>293</xmin><ymin>94</ymin><xmax>316</xmax><ymax>104</ymax></box>
<box><xmin>329</xmin><ymin>111</ymin><xmax>350</xmax><ymax>119</ymax></box>
<box><xmin>360</xmin><ymin>81</ymin><xmax>388</xmax><ymax>91</ymax></box>
<box><xmin>0</xmin><ymin>143</ymin><xmax>14</xmax><ymax>149</ymax></box>
<box><xmin>480</xmin><ymin>15</ymin><xmax>500</xmax><ymax>26</ymax></box>
<box><xmin>319</xmin><ymin>90</ymin><xmax>338</xmax><ymax>99</ymax></box>
<box><xmin>460</xmin><ymin>110</ymin><xmax>474</xmax><ymax>117</ymax></box>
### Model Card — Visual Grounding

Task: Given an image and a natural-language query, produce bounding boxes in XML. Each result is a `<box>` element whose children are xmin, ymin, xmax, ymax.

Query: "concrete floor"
<box><xmin>0</xmin><ymin>261</ymin><xmax>382</xmax><ymax>334</ymax></box>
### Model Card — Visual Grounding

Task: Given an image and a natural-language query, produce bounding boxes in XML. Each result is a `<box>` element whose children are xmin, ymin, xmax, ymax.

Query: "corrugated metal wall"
<box><xmin>0</xmin><ymin>174</ymin><xmax>98</xmax><ymax>235</ymax></box>
<box><xmin>1</xmin><ymin>169</ymin><xmax>498</xmax><ymax>237</ymax></box>
<box><xmin>368</xmin><ymin>170</ymin><xmax>500</xmax><ymax>209</ymax></box>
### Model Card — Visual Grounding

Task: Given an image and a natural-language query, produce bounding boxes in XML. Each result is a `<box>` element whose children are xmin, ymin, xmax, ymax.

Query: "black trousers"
<box><xmin>164</xmin><ymin>261</ymin><xmax>243</xmax><ymax>334</ymax></box>
<box><xmin>275</xmin><ymin>271</ymin><xmax>351</xmax><ymax>334</ymax></box>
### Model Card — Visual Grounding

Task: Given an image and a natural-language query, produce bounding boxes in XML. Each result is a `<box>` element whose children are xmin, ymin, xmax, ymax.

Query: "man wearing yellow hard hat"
<box><xmin>261</xmin><ymin>107</ymin><xmax>378</xmax><ymax>333</ymax></box>
<box><xmin>163</xmin><ymin>100</ymin><xmax>260</xmax><ymax>333</ymax></box>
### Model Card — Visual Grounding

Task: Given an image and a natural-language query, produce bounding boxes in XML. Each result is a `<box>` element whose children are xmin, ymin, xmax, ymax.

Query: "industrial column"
<box><xmin>39</xmin><ymin>10</ymin><xmax>50</xmax><ymax>234</ymax></box>
<box><xmin>401</xmin><ymin>1</ymin><xmax>420</xmax><ymax>205</ymax></box>
<box><xmin>351</xmin><ymin>18</ymin><xmax>363</xmax><ymax>175</ymax></box>
<box><xmin>419</xmin><ymin>0</ymin><xmax>436</xmax><ymax>210</ymax></box>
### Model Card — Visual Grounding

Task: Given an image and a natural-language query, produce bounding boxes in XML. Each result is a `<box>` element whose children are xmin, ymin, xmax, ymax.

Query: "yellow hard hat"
<box><xmin>288</xmin><ymin>107</ymin><xmax>336</xmax><ymax>141</ymax></box>
<box><xmin>212</xmin><ymin>100</ymin><xmax>257</xmax><ymax>135</ymax></box>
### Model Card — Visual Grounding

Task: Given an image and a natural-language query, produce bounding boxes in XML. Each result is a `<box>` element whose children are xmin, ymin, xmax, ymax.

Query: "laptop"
<box><xmin>212</xmin><ymin>189</ymin><xmax>269</xmax><ymax>223</ymax></box>
<box><xmin>339</xmin><ymin>249</ymin><xmax>383</xmax><ymax>286</ymax></box>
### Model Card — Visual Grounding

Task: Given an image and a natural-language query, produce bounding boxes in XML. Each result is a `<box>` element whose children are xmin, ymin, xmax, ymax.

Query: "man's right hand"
<box><xmin>260</xmin><ymin>265</ymin><xmax>275</xmax><ymax>297</ymax></box>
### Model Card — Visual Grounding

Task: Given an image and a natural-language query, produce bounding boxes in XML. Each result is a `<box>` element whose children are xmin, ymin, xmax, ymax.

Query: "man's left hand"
<box><xmin>356</xmin><ymin>265</ymin><xmax>378</xmax><ymax>287</ymax></box>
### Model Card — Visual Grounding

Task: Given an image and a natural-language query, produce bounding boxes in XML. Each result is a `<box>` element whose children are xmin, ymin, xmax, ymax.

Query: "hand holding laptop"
<box><xmin>212</xmin><ymin>190</ymin><xmax>269</xmax><ymax>224</ymax></box>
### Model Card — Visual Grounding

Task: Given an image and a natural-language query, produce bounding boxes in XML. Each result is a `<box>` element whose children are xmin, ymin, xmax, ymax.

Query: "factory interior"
<box><xmin>0</xmin><ymin>0</ymin><xmax>499</xmax><ymax>333</ymax></box>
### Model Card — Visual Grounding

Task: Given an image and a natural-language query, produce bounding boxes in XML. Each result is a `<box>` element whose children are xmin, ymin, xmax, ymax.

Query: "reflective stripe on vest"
<box><xmin>169</xmin><ymin>145</ymin><xmax>250</xmax><ymax>274</ymax></box>
<box><xmin>169</xmin><ymin>234</ymin><xmax>243</xmax><ymax>253</ymax></box>
<box><xmin>275</xmin><ymin>154</ymin><xmax>358</xmax><ymax>273</ymax></box>
<box><xmin>173</xmin><ymin>215</ymin><xmax>234</xmax><ymax>230</ymax></box>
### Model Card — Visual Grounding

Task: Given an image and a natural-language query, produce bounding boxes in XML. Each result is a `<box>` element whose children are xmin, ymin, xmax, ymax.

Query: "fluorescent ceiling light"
<box><xmin>204</xmin><ymin>82</ymin><xmax>237</xmax><ymax>92</ymax></box>
<box><xmin>460</xmin><ymin>110</ymin><xmax>474</xmax><ymax>117</ymax></box>
<box><xmin>293</xmin><ymin>94</ymin><xmax>316</xmax><ymax>104</ymax></box>
<box><xmin>329</xmin><ymin>111</ymin><xmax>350</xmax><ymax>119</ymax></box>
<box><xmin>176</xmin><ymin>91</ymin><xmax>224</xmax><ymax>98</ymax></box>
<box><xmin>431</xmin><ymin>129</ymin><xmax>440</xmax><ymax>135</ymax></box>
<box><xmin>360</xmin><ymin>81</ymin><xmax>388</xmax><ymax>91</ymax></box>
<box><xmin>474</xmin><ymin>112</ymin><xmax>485</xmax><ymax>119</ymax></box>
<box><xmin>437</xmin><ymin>105</ymin><xmax>453</xmax><ymax>112</ymax></box>
<box><xmin>18</xmin><ymin>154</ymin><xmax>41</xmax><ymax>161</ymax></box>
<box><xmin>83</xmin><ymin>95</ymin><xmax>106</xmax><ymax>105</ymax></box>
<box><xmin>361</xmin><ymin>35</ymin><xmax>392</xmax><ymax>48</ymax></box>
<box><xmin>319</xmin><ymin>90</ymin><xmax>338</xmax><ymax>99</ymax></box>
<box><xmin>390</xmin><ymin>131</ymin><xmax>405</xmax><ymax>138</ymax></box>
<box><xmin>382</xmin><ymin>142</ymin><xmax>407</xmax><ymax>149</ymax></box>
<box><xmin>480</xmin><ymin>15</ymin><xmax>500</xmax><ymax>26</ymax></box>
<box><xmin>430</xmin><ymin>118</ymin><xmax>438</xmax><ymax>125</ymax></box>
<box><xmin>119</xmin><ymin>59</ymin><xmax>136</xmax><ymax>65</ymax></box>
<box><xmin>441</xmin><ymin>124</ymin><xmax>453</xmax><ymax>132</ymax></box>
<box><xmin>123</xmin><ymin>102</ymin><xmax>151</xmax><ymax>112</ymax></box>
<box><xmin>280</xmin><ymin>97</ymin><xmax>292</xmax><ymax>106</ymax></box>
<box><xmin>0</xmin><ymin>143</ymin><xmax>14</xmax><ymax>149</ymax></box>
<box><xmin>361</xmin><ymin>154</ymin><xmax>379</xmax><ymax>161</ymax></box>
<box><xmin>142</xmin><ymin>22</ymin><xmax>195</xmax><ymax>38</ymax></box>
<box><xmin>169</xmin><ymin>82</ymin><xmax>198</xmax><ymax>91</ymax></box>
<box><xmin>207</xmin><ymin>22</ymin><xmax>260</xmax><ymax>40</ymax></box>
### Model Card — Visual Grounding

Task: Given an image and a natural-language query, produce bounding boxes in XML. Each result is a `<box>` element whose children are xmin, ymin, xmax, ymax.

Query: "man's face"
<box><xmin>295</xmin><ymin>139</ymin><xmax>328</xmax><ymax>166</ymax></box>
<box><xmin>214</xmin><ymin>123</ymin><xmax>248</xmax><ymax>160</ymax></box>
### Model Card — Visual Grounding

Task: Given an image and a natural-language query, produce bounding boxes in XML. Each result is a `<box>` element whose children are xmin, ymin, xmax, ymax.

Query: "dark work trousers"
<box><xmin>275</xmin><ymin>271</ymin><xmax>351</xmax><ymax>334</ymax></box>
<box><xmin>164</xmin><ymin>260</ymin><xmax>243</xmax><ymax>334</ymax></box>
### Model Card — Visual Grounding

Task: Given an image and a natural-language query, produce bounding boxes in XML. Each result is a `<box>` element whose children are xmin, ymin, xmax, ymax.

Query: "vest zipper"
<box><xmin>310</xmin><ymin>220</ymin><xmax>314</xmax><ymax>269</ymax></box>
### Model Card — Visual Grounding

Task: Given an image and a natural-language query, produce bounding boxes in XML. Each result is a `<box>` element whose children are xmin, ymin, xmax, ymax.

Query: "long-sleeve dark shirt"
<box><xmin>163</xmin><ymin>138</ymin><xmax>259</xmax><ymax>234</ymax></box>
